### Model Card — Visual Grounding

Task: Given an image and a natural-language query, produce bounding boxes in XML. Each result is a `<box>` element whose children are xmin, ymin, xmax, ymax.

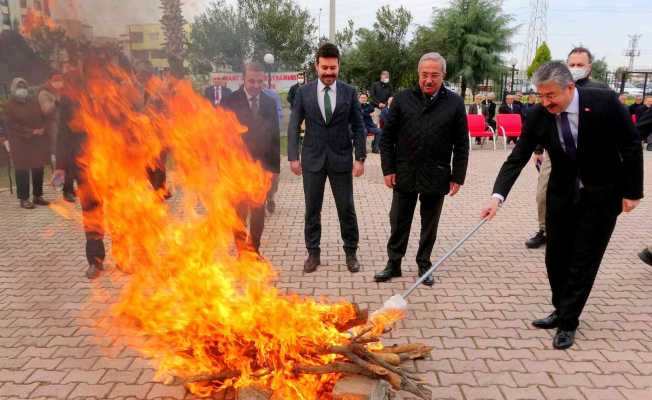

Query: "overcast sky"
<box><xmin>69</xmin><ymin>0</ymin><xmax>652</xmax><ymax>70</ymax></box>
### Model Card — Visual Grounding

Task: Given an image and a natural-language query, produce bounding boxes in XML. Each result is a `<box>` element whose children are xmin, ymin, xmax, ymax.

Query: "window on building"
<box><xmin>0</xmin><ymin>0</ymin><xmax>9</xmax><ymax>7</ymax></box>
<box><xmin>129</xmin><ymin>31</ymin><xmax>144</xmax><ymax>43</ymax></box>
<box><xmin>150</xmin><ymin>49</ymin><xmax>166</xmax><ymax>59</ymax></box>
<box><xmin>33</xmin><ymin>0</ymin><xmax>42</xmax><ymax>10</ymax></box>
<box><xmin>20</xmin><ymin>0</ymin><xmax>27</xmax><ymax>8</ymax></box>
<box><xmin>148</xmin><ymin>32</ymin><xmax>159</xmax><ymax>41</ymax></box>
<box><xmin>131</xmin><ymin>50</ymin><xmax>149</xmax><ymax>60</ymax></box>
<box><xmin>2</xmin><ymin>12</ymin><xmax>10</xmax><ymax>26</ymax></box>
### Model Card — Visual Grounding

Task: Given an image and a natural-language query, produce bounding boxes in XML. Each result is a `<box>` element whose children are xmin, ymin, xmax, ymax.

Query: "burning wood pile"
<box><xmin>170</xmin><ymin>305</ymin><xmax>434</xmax><ymax>399</ymax></box>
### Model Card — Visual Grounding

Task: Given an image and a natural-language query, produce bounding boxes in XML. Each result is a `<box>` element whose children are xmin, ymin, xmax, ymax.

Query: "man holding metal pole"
<box><xmin>481</xmin><ymin>61</ymin><xmax>643</xmax><ymax>349</ymax></box>
<box><xmin>374</xmin><ymin>52</ymin><xmax>469</xmax><ymax>286</ymax></box>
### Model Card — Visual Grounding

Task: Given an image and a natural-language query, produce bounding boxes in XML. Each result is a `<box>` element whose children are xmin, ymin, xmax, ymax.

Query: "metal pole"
<box><xmin>643</xmin><ymin>72</ymin><xmax>649</xmax><ymax>99</ymax></box>
<box><xmin>402</xmin><ymin>219</ymin><xmax>488</xmax><ymax>299</ymax></box>
<box><xmin>510</xmin><ymin>66</ymin><xmax>515</xmax><ymax>93</ymax></box>
<box><xmin>620</xmin><ymin>71</ymin><xmax>627</xmax><ymax>95</ymax></box>
<box><xmin>329</xmin><ymin>0</ymin><xmax>336</xmax><ymax>41</ymax></box>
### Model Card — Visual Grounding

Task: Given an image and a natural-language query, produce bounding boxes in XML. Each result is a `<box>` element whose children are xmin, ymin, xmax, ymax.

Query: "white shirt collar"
<box><xmin>562</xmin><ymin>88</ymin><xmax>579</xmax><ymax>115</ymax></box>
<box><xmin>317</xmin><ymin>79</ymin><xmax>337</xmax><ymax>93</ymax></box>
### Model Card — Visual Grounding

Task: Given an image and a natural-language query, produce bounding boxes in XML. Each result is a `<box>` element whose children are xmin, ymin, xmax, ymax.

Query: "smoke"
<box><xmin>50</xmin><ymin>0</ymin><xmax>210</xmax><ymax>37</ymax></box>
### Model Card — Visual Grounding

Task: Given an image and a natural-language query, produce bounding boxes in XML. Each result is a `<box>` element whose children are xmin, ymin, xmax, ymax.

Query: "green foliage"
<box><xmin>591</xmin><ymin>58</ymin><xmax>608</xmax><ymax>82</ymax></box>
<box><xmin>187</xmin><ymin>0</ymin><xmax>315</xmax><ymax>74</ymax></box>
<box><xmin>339</xmin><ymin>6</ymin><xmax>413</xmax><ymax>90</ymax></box>
<box><xmin>527</xmin><ymin>42</ymin><xmax>551</xmax><ymax>78</ymax></box>
<box><xmin>411</xmin><ymin>0</ymin><xmax>515</xmax><ymax>96</ymax></box>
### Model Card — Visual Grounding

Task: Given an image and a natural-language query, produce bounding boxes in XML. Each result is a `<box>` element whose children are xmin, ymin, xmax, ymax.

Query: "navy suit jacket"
<box><xmin>287</xmin><ymin>80</ymin><xmax>366</xmax><ymax>172</ymax></box>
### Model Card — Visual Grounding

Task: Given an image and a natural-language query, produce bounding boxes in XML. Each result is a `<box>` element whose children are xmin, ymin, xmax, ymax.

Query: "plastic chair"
<box><xmin>467</xmin><ymin>114</ymin><xmax>496</xmax><ymax>150</ymax></box>
<box><xmin>496</xmin><ymin>114</ymin><xmax>523</xmax><ymax>151</ymax></box>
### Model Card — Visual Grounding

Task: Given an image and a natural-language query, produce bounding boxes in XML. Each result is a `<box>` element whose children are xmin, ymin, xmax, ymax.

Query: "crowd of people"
<box><xmin>0</xmin><ymin>41</ymin><xmax>649</xmax><ymax>351</ymax></box>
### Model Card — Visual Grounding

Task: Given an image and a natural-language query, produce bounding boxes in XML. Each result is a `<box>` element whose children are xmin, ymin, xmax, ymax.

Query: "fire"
<box><xmin>20</xmin><ymin>8</ymin><xmax>57</xmax><ymax>38</ymax></box>
<box><xmin>60</xmin><ymin>57</ymin><xmax>404</xmax><ymax>398</ymax></box>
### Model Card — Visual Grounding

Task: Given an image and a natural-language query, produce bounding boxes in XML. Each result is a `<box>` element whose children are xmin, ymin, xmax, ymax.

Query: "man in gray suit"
<box><xmin>288</xmin><ymin>42</ymin><xmax>367</xmax><ymax>274</ymax></box>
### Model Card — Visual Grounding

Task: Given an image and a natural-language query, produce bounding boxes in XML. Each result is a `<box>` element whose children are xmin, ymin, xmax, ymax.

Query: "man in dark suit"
<box><xmin>498</xmin><ymin>94</ymin><xmax>523</xmax><ymax>144</ymax></box>
<box><xmin>482</xmin><ymin>92</ymin><xmax>497</xmax><ymax>130</ymax></box>
<box><xmin>374</xmin><ymin>52</ymin><xmax>469</xmax><ymax>286</ymax></box>
<box><xmin>287</xmin><ymin>72</ymin><xmax>305</xmax><ymax>108</ymax></box>
<box><xmin>204</xmin><ymin>74</ymin><xmax>232</xmax><ymax>107</ymax></box>
<box><xmin>567</xmin><ymin>47</ymin><xmax>610</xmax><ymax>90</ymax></box>
<box><xmin>287</xmin><ymin>42</ymin><xmax>367</xmax><ymax>273</ymax></box>
<box><xmin>481</xmin><ymin>62</ymin><xmax>643</xmax><ymax>350</ymax></box>
<box><xmin>222</xmin><ymin>63</ymin><xmax>280</xmax><ymax>253</ymax></box>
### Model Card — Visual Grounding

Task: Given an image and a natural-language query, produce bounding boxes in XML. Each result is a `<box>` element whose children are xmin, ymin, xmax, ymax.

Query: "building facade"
<box><xmin>1</xmin><ymin>0</ymin><xmax>51</xmax><ymax>32</ymax></box>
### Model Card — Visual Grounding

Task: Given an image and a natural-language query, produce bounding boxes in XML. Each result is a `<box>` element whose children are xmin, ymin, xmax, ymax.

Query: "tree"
<box><xmin>160</xmin><ymin>0</ymin><xmax>186</xmax><ymax>77</ymax></box>
<box><xmin>412</xmin><ymin>0</ymin><xmax>515</xmax><ymax>97</ymax></box>
<box><xmin>591</xmin><ymin>58</ymin><xmax>608</xmax><ymax>82</ymax></box>
<box><xmin>527</xmin><ymin>42</ymin><xmax>551</xmax><ymax>78</ymax></box>
<box><xmin>339</xmin><ymin>6</ymin><xmax>413</xmax><ymax>90</ymax></box>
<box><xmin>187</xmin><ymin>0</ymin><xmax>315</xmax><ymax>74</ymax></box>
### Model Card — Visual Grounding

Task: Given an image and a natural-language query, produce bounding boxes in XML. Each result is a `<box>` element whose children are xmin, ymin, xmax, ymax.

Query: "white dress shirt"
<box><xmin>492</xmin><ymin>88</ymin><xmax>580</xmax><ymax>203</ymax></box>
<box><xmin>317</xmin><ymin>79</ymin><xmax>337</xmax><ymax>121</ymax></box>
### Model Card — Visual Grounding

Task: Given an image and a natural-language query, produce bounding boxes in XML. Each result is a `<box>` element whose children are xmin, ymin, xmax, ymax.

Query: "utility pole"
<box><xmin>624</xmin><ymin>34</ymin><xmax>642</xmax><ymax>71</ymax></box>
<box><xmin>522</xmin><ymin>0</ymin><xmax>548</xmax><ymax>70</ymax></box>
<box><xmin>329</xmin><ymin>0</ymin><xmax>336</xmax><ymax>42</ymax></box>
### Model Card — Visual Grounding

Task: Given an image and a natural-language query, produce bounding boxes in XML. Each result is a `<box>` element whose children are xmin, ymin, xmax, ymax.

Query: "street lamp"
<box><xmin>509</xmin><ymin>57</ymin><xmax>518</xmax><ymax>94</ymax></box>
<box><xmin>263</xmin><ymin>53</ymin><xmax>275</xmax><ymax>88</ymax></box>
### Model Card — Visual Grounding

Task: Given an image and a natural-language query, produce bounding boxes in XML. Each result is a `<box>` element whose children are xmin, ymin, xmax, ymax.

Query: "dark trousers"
<box><xmin>75</xmin><ymin>169</ymin><xmax>105</xmax><ymax>266</ymax></box>
<box><xmin>146</xmin><ymin>151</ymin><xmax>168</xmax><ymax>191</ymax></box>
<box><xmin>387</xmin><ymin>190</ymin><xmax>445</xmax><ymax>267</ymax></box>
<box><xmin>545</xmin><ymin>191</ymin><xmax>618</xmax><ymax>331</ymax></box>
<box><xmin>235</xmin><ymin>203</ymin><xmax>266</xmax><ymax>252</ymax></box>
<box><xmin>267</xmin><ymin>173</ymin><xmax>279</xmax><ymax>202</ymax></box>
<box><xmin>303</xmin><ymin>168</ymin><xmax>359</xmax><ymax>252</ymax></box>
<box><xmin>62</xmin><ymin>166</ymin><xmax>75</xmax><ymax>195</ymax></box>
<box><xmin>15</xmin><ymin>167</ymin><xmax>44</xmax><ymax>200</ymax></box>
<box><xmin>368</xmin><ymin>127</ymin><xmax>382</xmax><ymax>152</ymax></box>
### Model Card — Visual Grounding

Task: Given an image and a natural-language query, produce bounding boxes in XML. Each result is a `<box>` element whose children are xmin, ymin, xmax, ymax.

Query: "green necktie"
<box><xmin>324</xmin><ymin>86</ymin><xmax>333</xmax><ymax>124</ymax></box>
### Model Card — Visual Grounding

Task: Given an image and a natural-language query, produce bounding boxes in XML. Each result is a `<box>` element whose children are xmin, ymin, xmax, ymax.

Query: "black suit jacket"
<box><xmin>204</xmin><ymin>85</ymin><xmax>232</xmax><ymax>106</ymax></box>
<box><xmin>222</xmin><ymin>89</ymin><xmax>280</xmax><ymax>173</ymax></box>
<box><xmin>287</xmin><ymin>80</ymin><xmax>366</xmax><ymax>173</ymax></box>
<box><xmin>498</xmin><ymin>103</ymin><xmax>522</xmax><ymax>116</ymax></box>
<box><xmin>493</xmin><ymin>88</ymin><xmax>643</xmax><ymax>216</ymax></box>
<box><xmin>380</xmin><ymin>86</ymin><xmax>469</xmax><ymax>194</ymax></box>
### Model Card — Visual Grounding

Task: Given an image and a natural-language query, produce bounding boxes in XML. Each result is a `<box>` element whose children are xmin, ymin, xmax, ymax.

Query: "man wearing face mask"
<box><xmin>4</xmin><ymin>78</ymin><xmax>51</xmax><ymax>209</ymax></box>
<box><xmin>287</xmin><ymin>72</ymin><xmax>306</xmax><ymax>108</ymax></box>
<box><xmin>371</xmin><ymin>71</ymin><xmax>394</xmax><ymax>127</ymax></box>
<box><xmin>567</xmin><ymin>47</ymin><xmax>610</xmax><ymax>90</ymax></box>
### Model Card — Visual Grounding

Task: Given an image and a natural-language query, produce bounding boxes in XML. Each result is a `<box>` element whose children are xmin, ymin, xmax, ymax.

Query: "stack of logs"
<box><xmin>176</xmin><ymin>305</ymin><xmax>434</xmax><ymax>399</ymax></box>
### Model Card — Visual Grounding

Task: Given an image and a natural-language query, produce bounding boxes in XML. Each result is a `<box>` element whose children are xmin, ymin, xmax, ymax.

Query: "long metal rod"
<box><xmin>402</xmin><ymin>218</ymin><xmax>488</xmax><ymax>299</ymax></box>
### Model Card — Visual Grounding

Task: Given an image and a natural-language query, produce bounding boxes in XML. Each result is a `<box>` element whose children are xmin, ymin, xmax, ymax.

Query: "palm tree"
<box><xmin>160</xmin><ymin>0</ymin><xmax>186</xmax><ymax>77</ymax></box>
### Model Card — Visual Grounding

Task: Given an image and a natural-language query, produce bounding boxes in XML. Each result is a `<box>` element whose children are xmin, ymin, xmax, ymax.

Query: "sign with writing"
<box><xmin>213</xmin><ymin>72</ymin><xmax>301</xmax><ymax>91</ymax></box>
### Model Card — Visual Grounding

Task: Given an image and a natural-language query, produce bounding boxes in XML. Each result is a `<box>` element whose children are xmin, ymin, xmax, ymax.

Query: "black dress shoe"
<box><xmin>418</xmin><ymin>265</ymin><xmax>434</xmax><ymax>286</ymax></box>
<box><xmin>85</xmin><ymin>263</ymin><xmax>102</xmax><ymax>279</ymax></box>
<box><xmin>345</xmin><ymin>252</ymin><xmax>360</xmax><ymax>273</ymax></box>
<box><xmin>33</xmin><ymin>196</ymin><xmax>50</xmax><ymax>206</ymax></box>
<box><xmin>525</xmin><ymin>230</ymin><xmax>546</xmax><ymax>249</ymax></box>
<box><xmin>303</xmin><ymin>251</ymin><xmax>320</xmax><ymax>273</ymax></box>
<box><xmin>63</xmin><ymin>192</ymin><xmax>76</xmax><ymax>203</ymax></box>
<box><xmin>266</xmin><ymin>200</ymin><xmax>276</xmax><ymax>214</ymax></box>
<box><xmin>639</xmin><ymin>248</ymin><xmax>652</xmax><ymax>267</ymax></box>
<box><xmin>20</xmin><ymin>200</ymin><xmax>35</xmax><ymax>209</ymax></box>
<box><xmin>553</xmin><ymin>329</ymin><xmax>576</xmax><ymax>349</ymax></box>
<box><xmin>374</xmin><ymin>261</ymin><xmax>402</xmax><ymax>282</ymax></box>
<box><xmin>532</xmin><ymin>312</ymin><xmax>559</xmax><ymax>329</ymax></box>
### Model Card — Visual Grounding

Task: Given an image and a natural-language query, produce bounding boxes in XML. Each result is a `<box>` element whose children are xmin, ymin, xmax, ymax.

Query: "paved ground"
<box><xmin>1</xmin><ymin>148</ymin><xmax>651</xmax><ymax>400</ymax></box>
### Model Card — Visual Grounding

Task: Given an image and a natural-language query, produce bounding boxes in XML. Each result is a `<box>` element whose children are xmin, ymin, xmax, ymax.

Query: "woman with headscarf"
<box><xmin>4</xmin><ymin>78</ymin><xmax>50</xmax><ymax>209</ymax></box>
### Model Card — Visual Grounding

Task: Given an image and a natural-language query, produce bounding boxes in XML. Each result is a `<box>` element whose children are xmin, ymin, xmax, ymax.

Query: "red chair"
<box><xmin>467</xmin><ymin>114</ymin><xmax>496</xmax><ymax>150</ymax></box>
<box><xmin>632</xmin><ymin>114</ymin><xmax>637</xmax><ymax>125</ymax></box>
<box><xmin>496</xmin><ymin>114</ymin><xmax>523</xmax><ymax>151</ymax></box>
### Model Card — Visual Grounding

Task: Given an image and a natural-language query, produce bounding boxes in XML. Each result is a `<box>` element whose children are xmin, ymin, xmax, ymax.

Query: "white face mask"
<box><xmin>569</xmin><ymin>67</ymin><xmax>589</xmax><ymax>82</ymax></box>
<box><xmin>381</xmin><ymin>78</ymin><xmax>389</xmax><ymax>84</ymax></box>
<box><xmin>298</xmin><ymin>78</ymin><xmax>304</xmax><ymax>84</ymax></box>
<box><xmin>15</xmin><ymin>88</ymin><xmax>29</xmax><ymax>99</ymax></box>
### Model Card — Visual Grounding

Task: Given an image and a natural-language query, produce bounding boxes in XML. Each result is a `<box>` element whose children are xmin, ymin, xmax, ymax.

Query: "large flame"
<box><xmin>58</xmin><ymin>59</ymin><xmax>404</xmax><ymax>398</ymax></box>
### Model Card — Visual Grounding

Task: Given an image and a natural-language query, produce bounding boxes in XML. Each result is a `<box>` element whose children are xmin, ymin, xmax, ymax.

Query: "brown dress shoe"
<box><xmin>20</xmin><ymin>200</ymin><xmax>35</xmax><ymax>209</ymax></box>
<box><xmin>303</xmin><ymin>251</ymin><xmax>320</xmax><ymax>273</ymax></box>
<box><xmin>33</xmin><ymin>196</ymin><xmax>50</xmax><ymax>206</ymax></box>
